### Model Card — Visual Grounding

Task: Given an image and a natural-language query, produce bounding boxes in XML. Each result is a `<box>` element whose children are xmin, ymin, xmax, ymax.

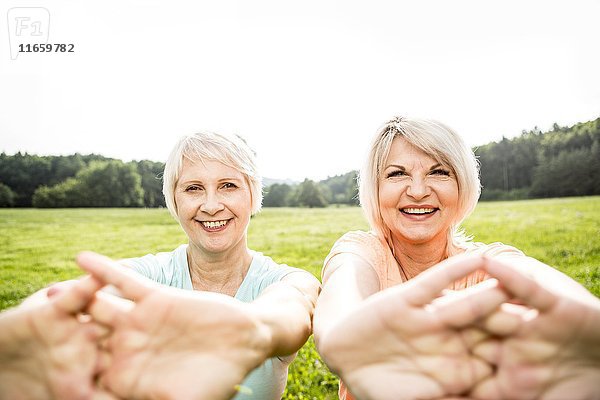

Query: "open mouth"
<box><xmin>400</xmin><ymin>207</ymin><xmax>437</xmax><ymax>215</ymax></box>
<box><xmin>197</xmin><ymin>219</ymin><xmax>231</xmax><ymax>230</ymax></box>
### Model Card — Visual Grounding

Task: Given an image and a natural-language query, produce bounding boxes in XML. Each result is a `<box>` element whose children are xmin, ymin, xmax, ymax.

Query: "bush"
<box><xmin>32</xmin><ymin>161</ymin><xmax>144</xmax><ymax>207</ymax></box>
<box><xmin>32</xmin><ymin>179</ymin><xmax>77</xmax><ymax>207</ymax></box>
<box><xmin>0</xmin><ymin>183</ymin><xmax>16</xmax><ymax>207</ymax></box>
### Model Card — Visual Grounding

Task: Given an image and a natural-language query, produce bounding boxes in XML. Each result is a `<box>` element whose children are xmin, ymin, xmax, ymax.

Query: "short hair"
<box><xmin>163</xmin><ymin>131</ymin><xmax>263</xmax><ymax>221</ymax></box>
<box><xmin>358</xmin><ymin>116</ymin><xmax>481</xmax><ymax>248</ymax></box>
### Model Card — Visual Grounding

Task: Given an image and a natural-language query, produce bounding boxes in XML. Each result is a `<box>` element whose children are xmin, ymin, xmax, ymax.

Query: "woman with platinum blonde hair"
<box><xmin>314</xmin><ymin>116</ymin><xmax>600</xmax><ymax>400</ymax></box>
<box><xmin>0</xmin><ymin>131</ymin><xmax>320</xmax><ymax>400</ymax></box>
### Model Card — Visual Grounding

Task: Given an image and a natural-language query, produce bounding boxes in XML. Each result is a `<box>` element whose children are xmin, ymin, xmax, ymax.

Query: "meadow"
<box><xmin>1</xmin><ymin>196</ymin><xmax>599</xmax><ymax>399</ymax></box>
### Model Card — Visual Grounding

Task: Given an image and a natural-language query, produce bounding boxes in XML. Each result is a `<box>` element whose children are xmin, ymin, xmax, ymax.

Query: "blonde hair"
<box><xmin>163</xmin><ymin>131</ymin><xmax>263</xmax><ymax>221</ymax></box>
<box><xmin>358</xmin><ymin>116</ymin><xmax>480</xmax><ymax>248</ymax></box>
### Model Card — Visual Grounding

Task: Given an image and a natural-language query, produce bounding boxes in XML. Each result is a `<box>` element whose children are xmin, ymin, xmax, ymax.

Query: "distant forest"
<box><xmin>1</xmin><ymin>117</ymin><xmax>598</xmax><ymax>208</ymax></box>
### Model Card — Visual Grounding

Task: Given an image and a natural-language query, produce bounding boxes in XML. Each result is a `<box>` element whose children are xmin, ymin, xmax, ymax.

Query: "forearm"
<box><xmin>313</xmin><ymin>260</ymin><xmax>380</xmax><ymax>351</ymax></box>
<box><xmin>248</xmin><ymin>273</ymin><xmax>320</xmax><ymax>357</ymax></box>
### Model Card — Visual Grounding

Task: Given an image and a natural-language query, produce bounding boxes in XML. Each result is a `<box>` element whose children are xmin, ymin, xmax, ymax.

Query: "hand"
<box><xmin>317</xmin><ymin>255</ymin><xmax>509</xmax><ymax>400</ymax></box>
<box><xmin>471</xmin><ymin>259</ymin><xmax>600</xmax><ymax>400</ymax></box>
<box><xmin>77</xmin><ymin>251</ymin><xmax>273</xmax><ymax>400</ymax></box>
<box><xmin>0</xmin><ymin>276</ymin><xmax>115</xmax><ymax>400</ymax></box>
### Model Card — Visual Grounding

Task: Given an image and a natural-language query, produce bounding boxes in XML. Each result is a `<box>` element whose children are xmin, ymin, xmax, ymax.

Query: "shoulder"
<box><xmin>325</xmin><ymin>230</ymin><xmax>385</xmax><ymax>263</ymax></box>
<box><xmin>333</xmin><ymin>230</ymin><xmax>381</xmax><ymax>246</ymax></box>
<box><xmin>119</xmin><ymin>245</ymin><xmax>188</xmax><ymax>286</ymax></box>
<box><xmin>236</xmin><ymin>251</ymin><xmax>307</xmax><ymax>301</ymax></box>
<box><xmin>323</xmin><ymin>230</ymin><xmax>390</xmax><ymax>288</ymax></box>
<box><xmin>250</xmin><ymin>251</ymin><xmax>302</xmax><ymax>277</ymax></box>
<box><xmin>121</xmin><ymin>244</ymin><xmax>187</xmax><ymax>268</ymax></box>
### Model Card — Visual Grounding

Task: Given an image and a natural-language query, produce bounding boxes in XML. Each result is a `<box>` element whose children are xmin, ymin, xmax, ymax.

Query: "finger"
<box><xmin>440</xmin><ymin>289</ymin><xmax>458</xmax><ymax>297</ymax></box>
<box><xmin>483</xmin><ymin>258</ymin><xmax>558</xmax><ymax>312</ymax></box>
<box><xmin>47</xmin><ymin>280</ymin><xmax>79</xmax><ymax>298</ymax></box>
<box><xmin>470</xmin><ymin>377</ymin><xmax>503</xmax><ymax>400</ymax></box>
<box><xmin>77</xmin><ymin>251</ymin><xmax>153</xmax><ymax>301</ymax></box>
<box><xmin>472</xmin><ymin>338</ymin><xmax>502</xmax><ymax>365</ymax></box>
<box><xmin>428</xmin><ymin>279</ymin><xmax>508</xmax><ymax>328</ymax></box>
<box><xmin>474</xmin><ymin>332</ymin><xmax>557</xmax><ymax>366</ymax></box>
<box><xmin>401</xmin><ymin>254</ymin><xmax>488</xmax><ymax>306</ymax></box>
<box><xmin>87</xmin><ymin>290</ymin><xmax>134</xmax><ymax>328</ymax></box>
<box><xmin>478</xmin><ymin>302</ymin><xmax>529</xmax><ymax>336</ymax></box>
<box><xmin>19</xmin><ymin>287</ymin><xmax>52</xmax><ymax>308</ymax></box>
<box><xmin>53</xmin><ymin>275</ymin><xmax>104</xmax><ymax>314</ymax></box>
<box><xmin>460</xmin><ymin>327</ymin><xmax>490</xmax><ymax>349</ymax></box>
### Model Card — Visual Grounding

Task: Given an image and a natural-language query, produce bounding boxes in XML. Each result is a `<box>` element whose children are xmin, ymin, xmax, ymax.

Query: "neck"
<box><xmin>186</xmin><ymin>238</ymin><xmax>253</xmax><ymax>296</ymax></box>
<box><xmin>390</xmin><ymin>234</ymin><xmax>454</xmax><ymax>280</ymax></box>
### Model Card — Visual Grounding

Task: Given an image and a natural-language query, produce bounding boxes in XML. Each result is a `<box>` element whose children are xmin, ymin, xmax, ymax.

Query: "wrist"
<box><xmin>245</xmin><ymin>302</ymin><xmax>278</xmax><ymax>358</ymax></box>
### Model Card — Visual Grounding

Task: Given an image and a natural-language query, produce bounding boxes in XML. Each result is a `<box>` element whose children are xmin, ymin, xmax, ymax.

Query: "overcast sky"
<box><xmin>1</xmin><ymin>0</ymin><xmax>599</xmax><ymax>181</ymax></box>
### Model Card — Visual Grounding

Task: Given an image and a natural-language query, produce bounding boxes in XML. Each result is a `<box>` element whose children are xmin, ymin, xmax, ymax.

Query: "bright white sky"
<box><xmin>1</xmin><ymin>0</ymin><xmax>599</xmax><ymax>182</ymax></box>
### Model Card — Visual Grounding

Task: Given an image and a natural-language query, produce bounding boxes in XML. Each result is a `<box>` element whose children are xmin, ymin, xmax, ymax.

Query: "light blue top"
<box><xmin>122</xmin><ymin>244</ymin><xmax>300</xmax><ymax>399</ymax></box>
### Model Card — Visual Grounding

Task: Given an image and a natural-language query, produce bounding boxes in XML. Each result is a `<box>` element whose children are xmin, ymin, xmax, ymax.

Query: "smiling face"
<box><xmin>378</xmin><ymin>137</ymin><xmax>459</xmax><ymax>246</ymax></box>
<box><xmin>175</xmin><ymin>158</ymin><xmax>252</xmax><ymax>255</ymax></box>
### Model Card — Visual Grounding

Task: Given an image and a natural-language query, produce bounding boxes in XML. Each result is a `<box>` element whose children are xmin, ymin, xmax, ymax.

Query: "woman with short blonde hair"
<box><xmin>163</xmin><ymin>131</ymin><xmax>264</xmax><ymax>219</ymax></box>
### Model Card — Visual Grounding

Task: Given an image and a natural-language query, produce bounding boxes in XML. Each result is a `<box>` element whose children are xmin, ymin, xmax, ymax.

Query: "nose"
<box><xmin>406</xmin><ymin>177</ymin><xmax>430</xmax><ymax>200</ymax></box>
<box><xmin>200</xmin><ymin>191</ymin><xmax>225</xmax><ymax>215</ymax></box>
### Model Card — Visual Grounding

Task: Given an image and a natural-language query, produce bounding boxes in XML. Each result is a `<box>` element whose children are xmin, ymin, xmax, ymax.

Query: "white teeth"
<box><xmin>403</xmin><ymin>208</ymin><xmax>435</xmax><ymax>214</ymax></box>
<box><xmin>201</xmin><ymin>220</ymin><xmax>228</xmax><ymax>228</ymax></box>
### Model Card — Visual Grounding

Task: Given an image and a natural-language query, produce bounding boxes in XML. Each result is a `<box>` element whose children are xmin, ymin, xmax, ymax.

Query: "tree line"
<box><xmin>476</xmin><ymin>117</ymin><xmax>600</xmax><ymax>200</ymax></box>
<box><xmin>0</xmin><ymin>117</ymin><xmax>598</xmax><ymax>208</ymax></box>
<box><xmin>263</xmin><ymin>172</ymin><xmax>359</xmax><ymax>208</ymax></box>
<box><xmin>0</xmin><ymin>154</ymin><xmax>165</xmax><ymax>208</ymax></box>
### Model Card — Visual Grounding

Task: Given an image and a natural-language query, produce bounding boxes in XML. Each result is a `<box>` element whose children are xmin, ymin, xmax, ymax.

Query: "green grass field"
<box><xmin>1</xmin><ymin>196</ymin><xmax>599</xmax><ymax>399</ymax></box>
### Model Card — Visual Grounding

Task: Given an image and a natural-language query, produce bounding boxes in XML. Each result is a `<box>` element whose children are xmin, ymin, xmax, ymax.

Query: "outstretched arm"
<box><xmin>76</xmin><ymin>251</ymin><xmax>319</xmax><ymax>400</ymax></box>
<box><xmin>314</xmin><ymin>254</ymin><xmax>510</xmax><ymax>400</ymax></box>
<box><xmin>246</xmin><ymin>270</ymin><xmax>320</xmax><ymax>357</ymax></box>
<box><xmin>0</xmin><ymin>275</ymin><xmax>115</xmax><ymax>400</ymax></box>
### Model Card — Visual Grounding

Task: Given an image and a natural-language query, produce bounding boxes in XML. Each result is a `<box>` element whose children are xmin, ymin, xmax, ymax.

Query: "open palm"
<box><xmin>77</xmin><ymin>251</ymin><xmax>272</xmax><ymax>400</ymax></box>
<box><xmin>318</xmin><ymin>256</ymin><xmax>509</xmax><ymax>400</ymax></box>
